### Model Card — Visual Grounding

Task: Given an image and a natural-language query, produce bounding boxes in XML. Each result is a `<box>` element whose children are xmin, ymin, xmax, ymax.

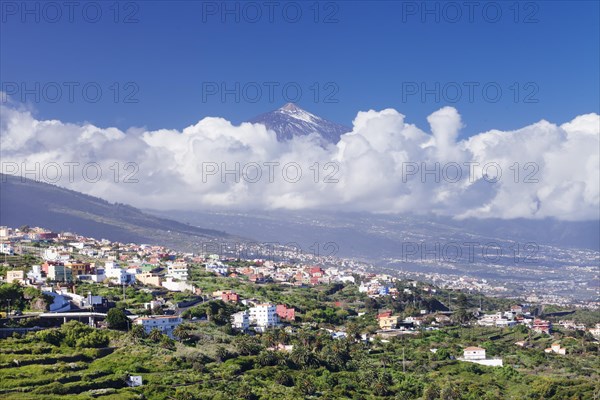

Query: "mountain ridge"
<box><xmin>0</xmin><ymin>173</ymin><xmax>234</xmax><ymax>250</ymax></box>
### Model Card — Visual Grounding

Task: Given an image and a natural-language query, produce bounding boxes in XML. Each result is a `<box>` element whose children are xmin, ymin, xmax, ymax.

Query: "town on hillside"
<box><xmin>1</xmin><ymin>225</ymin><xmax>599</xmax><ymax>398</ymax></box>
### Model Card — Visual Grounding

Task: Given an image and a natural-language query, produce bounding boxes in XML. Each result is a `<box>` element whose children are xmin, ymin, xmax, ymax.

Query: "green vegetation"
<box><xmin>0</xmin><ymin>320</ymin><xmax>598</xmax><ymax>399</ymax></box>
<box><xmin>106</xmin><ymin>308</ymin><xmax>129</xmax><ymax>331</ymax></box>
<box><xmin>0</xmin><ymin>283</ymin><xmax>51</xmax><ymax>314</ymax></box>
<box><xmin>1</xmin><ymin>270</ymin><xmax>599</xmax><ymax>399</ymax></box>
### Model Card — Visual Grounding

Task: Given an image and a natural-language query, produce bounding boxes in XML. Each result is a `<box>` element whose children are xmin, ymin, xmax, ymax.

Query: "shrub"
<box><xmin>36</xmin><ymin>329</ymin><xmax>64</xmax><ymax>346</ymax></box>
<box><xmin>76</xmin><ymin>331</ymin><xmax>109</xmax><ymax>348</ymax></box>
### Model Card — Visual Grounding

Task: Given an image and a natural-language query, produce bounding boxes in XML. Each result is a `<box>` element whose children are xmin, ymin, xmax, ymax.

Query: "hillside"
<box><xmin>0</xmin><ymin>174</ymin><xmax>233</xmax><ymax>250</ymax></box>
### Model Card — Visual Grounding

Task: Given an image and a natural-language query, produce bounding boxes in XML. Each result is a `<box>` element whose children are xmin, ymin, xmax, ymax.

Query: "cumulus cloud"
<box><xmin>1</xmin><ymin>99</ymin><xmax>598</xmax><ymax>221</ymax></box>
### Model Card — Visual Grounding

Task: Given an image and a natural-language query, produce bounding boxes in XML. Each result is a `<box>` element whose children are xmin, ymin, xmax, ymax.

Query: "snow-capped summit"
<box><xmin>280</xmin><ymin>102</ymin><xmax>301</xmax><ymax>112</ymax></box>
<box><xmin>249</xmin><ymin>103</ymin><xmax>350</xmax><ymax>143</ymax></box>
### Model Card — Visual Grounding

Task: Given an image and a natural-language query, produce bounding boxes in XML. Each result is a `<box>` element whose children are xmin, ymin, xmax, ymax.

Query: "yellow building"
<box><xmin>379</xmin><ymin>315</ymin><xmax>400</xmax><ymax>330</ymax></box>
<box><xmin>136</xmin><ymin>272</ymin><xmax>162</xmax><ymax>287</ymax></box>
<box><xmin>6</xmin><ymin>270</ymin><xmax>24</xmax><ymax>284</ymax></box>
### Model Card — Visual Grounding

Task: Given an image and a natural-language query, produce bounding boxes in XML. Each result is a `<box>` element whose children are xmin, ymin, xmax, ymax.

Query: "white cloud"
<box><xmin>1</xmin><ymin>101</ymin><xmax>598</xmax><ymax>221</ymax></box>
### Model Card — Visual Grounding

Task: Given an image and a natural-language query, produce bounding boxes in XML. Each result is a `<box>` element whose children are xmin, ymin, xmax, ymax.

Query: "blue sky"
<box><xmin>1</xmin><ymin>0</ymin><xmax>598</xmax><ymax>138</ymax></box>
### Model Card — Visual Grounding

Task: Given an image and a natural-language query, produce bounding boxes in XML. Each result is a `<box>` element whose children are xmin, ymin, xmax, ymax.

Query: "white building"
<box><xmin>231</xmin><ymin>311</ymin><xmax>250</xmax><ymax>330</ymax></box>
<box><xmin>249</xmin><ymin>304</ymin><xmax>279</xmax><ymax>331</ymax></box>
<box><xmin>167</xmin><ymin>262</ymin><xmax>189</xmax><ymax>281</ymax></box>
<box><xmin>495</xmin><ymin>319</ymin><xmax>517</xmax><ymax>328</ymax></box>
<box><xmin>545</xmin><ymin>343</ymin><xmax>566</xmax><ymax>355</ymax></box>
<box><xmin>27</xmin><ymin>265</ymin><xmax>44</xmax><ymax>283</ymax></box>
<box><xmin>68</xmin><ymin>292</ymin><xmax>104</xmax><ymax>309</ymax></box>
<box><xmin>463</xmin><ymin>347</ymin><xmax>486</xmax><ymax>361</ymax></box>
<box><xmin>205</xmin><ymin>262</ymin><xmax>228</xmax><ymax>276</ymax></box>
<box><xmin>162</xmin><ymin>277</ymin><xmax>196</xmax><ymax>292</ymax></box>
<box><xmin>43</xmin><ymin>247</ymin><xmax>71</xmax><ymax>262</ymax></box>
<box><xmin>104</xmin><ymin>262</ymin><xmax>133</xmax><ymax>284</ymax></box>
<box><xmin>460</xmin><ymin>346</ymin><xmax>503</xmax><ymax>367</ymax></box>
<box><xmin>0</xmin><ymin>243</ymin><xmax>14</xmax><ymax>255</ymax></box>
<box><xmin>144</xmin><ymin>299</ymin><xmax>164</xmax><ymax>311</ymax></box>
<box><xmin>134</xmin><ymin>315</ymin><xmax>182</xmax><ymax>338</ymax></box>
<box><xmin>78</xmin><ymin>268</ymin><xmax>106</xmax><ymax>283</ymax></box>
<box><xmin>68</xmin><ymin>242</ymin><xmax>85</xmax><ymax>250</ymax></box>
<box><xmin>48</xmin><ymin>264</ymin><xmax>72</xmax><ymax>282</ymax></box>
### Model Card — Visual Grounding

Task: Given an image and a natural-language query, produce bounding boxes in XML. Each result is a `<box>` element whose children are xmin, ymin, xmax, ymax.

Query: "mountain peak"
<box><xmin>280</xmin><ymin>102</ymin><xmax>302</xmax><ymax>112</ymax></box>
<box><xmin>248</xmin><ymin>104</ymin><xmax>351</xmax><ymax>144</ymax></box>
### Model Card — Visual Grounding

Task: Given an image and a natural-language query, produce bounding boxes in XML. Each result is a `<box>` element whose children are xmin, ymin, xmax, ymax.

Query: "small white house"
<box><xmin>463</xmin><ymin>346</ymin><xmax>486</xmax><ymax>360</ymax></box>
<box><xmin>545</xmin><ymin>343</ymin><xmax>566</xmax><ymax>355</ymax></box>
<box><xmin>460</xmin><ymin>346</ymin><xmax>503</xmax><ymax>367</ymax></box>
<box><xmin>134</xmin><ymin>315</ymin><xmax>182</xmax><ymax>338</ymax></box>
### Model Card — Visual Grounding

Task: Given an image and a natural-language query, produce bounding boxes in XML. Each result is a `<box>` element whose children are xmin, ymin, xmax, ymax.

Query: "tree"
<box><xmin>291</xmin><ymin>346</ymin><xmax>319</xmax><ymax>369</ymax></box>
<box><xmin>173</xmin><ymin>324</ymin><xmax>192</xmax><ymax>341</ymax></box>
<box><xmin>160</xmin><ymin>335</ymin><xmax>176</xmax><ymax>350</ymax></box>
<box><xmin>346</xmin><ymin>321</ymin><xmax>361</xmax><ymax>342</ymax></box>
<box><xmin>215</xmin><ymin>346</ymin><xmax>229</xmax><ymax>362</ymax></box>
<box><xmin>456</xmin><ymin>293</ymin><xmax>468</xmax><ymax>308</ymax></box>
<box><xmin>76</xmin><ymin>330</ymin><xmax>109</xmax><ymax>348</ymax></box>
<box><xmin>129</xmin><ymin>324</ymin><xmax>146</xmax><ymax>342</ymax></box>
<box><xmin>373</xmin><ymin>372</ymin><xmax>393</xmax><ymax>396</ymax></box>
<box><xmin>297</xmin><ymin>374</ymin><xmax>317</xmax><ymax>396</ymax></box>
<box><xmin>148</xmin><ymin>328</ymin><xmax>163</xmax><ymax>342</ymax></box>
<box><xmin>106</xmin><ymin>308</ymin><xmax>129</xmax><ymax>330</ymax></box>
<box><xmin>440</xmin><ymin>382</ymin><xmax>460</xmax><ymax>400</ymax></box>
<box><xmin>36</xmin><ymin>329</ymin><xmax>64</xmax><ymax>346</ymax></box>
<box><xmin>257</xmin><ymin>350</ymin><xmax>278</xmax><ymax>366</ymax></box>
<box><xmin>234</xmin><ymin>335</ymin><xmax>262</xmax><ymax>356</ymax></box>
<box><xmin>61</xmin><ymin>321</ymin><xmax>94</xmax><ymax>347</ymax></box>
<box><xmin>275</xmin><ymin>370</ymin><xmax>293</xmax><ymax>386</ymax></box>
<box><xmin>423</xmin><ymin>383</ymin><xmax>440</xmax><ymax>400</ymax></box>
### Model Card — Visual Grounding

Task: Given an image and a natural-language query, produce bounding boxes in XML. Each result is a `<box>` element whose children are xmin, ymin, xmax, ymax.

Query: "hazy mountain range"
<box><xmin>0</xmin><ymin>173</ymin><xmax>234</xmax><ymax>251</ymax></box>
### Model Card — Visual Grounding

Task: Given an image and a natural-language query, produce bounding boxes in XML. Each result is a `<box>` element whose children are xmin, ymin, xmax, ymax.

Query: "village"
<box><xmin>2</xmin><ymin>225</ymin><xmax>600</xmax><ymax>363</ymax></box>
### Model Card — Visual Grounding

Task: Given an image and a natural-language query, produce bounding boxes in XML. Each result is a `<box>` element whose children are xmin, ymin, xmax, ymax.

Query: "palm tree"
<box><xmin>215</xmin><ymin>346</ymin><xmax>229</xmax><ymax>362</ymax></box>
<box><xmin>260</xmin><ymin>330</ymin><xmax>273</xmax><ymax>347</ymax></box>
<box><xmin>257</xmin><ymin>350</ymin><xmax>278</xmax><ymax>366</ymax></box>
<box><xmin>291</xmin><ymin>346</ymin><xmax>319</xmax><ymax>370</ymax></box>
<box><xmin>129</xmin><ymin>324</ymin><xmax>146</xmax><ymax>343</ymax></box>
<box><xmin>346</xmin><ymin>321</ymin><xmax>361</xmax><ymax>342</ymax></box>
<box><xmin>148</xmin><ymin>328</ymin><xmax>163</xmax><ymax>342</ymax></box>
<box><xmin>173</xmin><ymin>324</ymin><xmax>191</xmax><ymax>341</ymax></box>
